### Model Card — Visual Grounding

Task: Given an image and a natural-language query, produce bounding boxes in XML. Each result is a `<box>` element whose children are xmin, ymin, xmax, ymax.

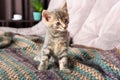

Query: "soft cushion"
<box><xmin>66</xmin><ymin>0</ymin><xmax>96</xmax><ymax>37</ymax></box>
<box><xmin>73</xmin><ymin>0</ymin><xmax>119</xmax><ymax>50</ymax></box>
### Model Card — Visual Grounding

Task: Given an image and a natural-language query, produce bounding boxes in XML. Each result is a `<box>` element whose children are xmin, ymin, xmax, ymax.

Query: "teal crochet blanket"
<box><xmin>0</xmin><ymin>31</ymin><xmax>120</xmax><ymax>80</ymax></box>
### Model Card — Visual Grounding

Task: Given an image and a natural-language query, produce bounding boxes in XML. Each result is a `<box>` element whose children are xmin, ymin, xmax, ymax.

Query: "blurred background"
<box><xmin>0</xmin><ymin>0</ymin><xmax>50</xmax><ymax>28</ymax></box>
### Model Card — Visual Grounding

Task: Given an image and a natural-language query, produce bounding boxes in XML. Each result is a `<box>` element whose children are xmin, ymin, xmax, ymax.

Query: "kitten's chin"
<box><xmin>57</xmin><ymin>29</ymin><xmax>67</xmax><ymax>32</ymax></box>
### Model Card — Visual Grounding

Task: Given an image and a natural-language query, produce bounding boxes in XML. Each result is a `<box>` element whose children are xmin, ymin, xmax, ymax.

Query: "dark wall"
<box><xmin>0</xmin><ymin>0</ymin><xmax>5</xmax><ymax>19</ymax></box>
<box><xmin>5</xmin><ymin>0</ymin><xmax>13</xmax><ymax>20</ymax></box>
<box><xmin>41</xmin><ymin>0</ymin><xmax>50</xmax><ymax>9</ymax></box>
<box><xmin>0</xmin><ymin>0</ymin><xmax>50</xmax><ymax>20</ymax></box>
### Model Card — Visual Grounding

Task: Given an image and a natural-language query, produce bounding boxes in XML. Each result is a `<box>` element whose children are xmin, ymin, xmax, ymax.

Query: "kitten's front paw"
<box><xmin>38</xmin><ymin>56</ymin><xmax>49</xmax><ymax>71</ymax></box>
<box><xmin>38</xmin><ymin>64</ymin><xmax>48</xmax><ymax>71</ymax></box>
<box><xmin>61</xmin><ymin>68</ymin><xmax>71</xmax><ymax>73</ymax></box>
<box><xmin>34</xmin><ymin>56</ymin><xmax>41</xmax><ymax>62</ymax></box>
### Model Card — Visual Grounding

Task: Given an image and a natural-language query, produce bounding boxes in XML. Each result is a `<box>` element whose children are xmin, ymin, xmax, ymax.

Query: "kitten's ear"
<box><xmin>61</xmin><ymin>3</ymin><xmax>67</xmax><ymax>13</ymax></box>
<box><xmin>42</xmin><ymin>10</ymin><xmax>51</xmax><ymax>22</ymax></box>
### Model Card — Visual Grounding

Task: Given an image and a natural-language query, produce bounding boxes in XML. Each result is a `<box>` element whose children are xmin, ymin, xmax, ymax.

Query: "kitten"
<box><xmin>34</xmin><ymin>4</ymin><xmax>70</xmax><ymax>73</ymax></box>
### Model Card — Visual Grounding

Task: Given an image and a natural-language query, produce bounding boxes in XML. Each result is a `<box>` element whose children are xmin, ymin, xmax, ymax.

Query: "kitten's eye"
<box><xmin>56</xmin><ymin>22</ymin><xmax>61</xmax><ymax>26</ymax></box>
<box><xmin>65</xmin><ymin>19</ymin><xmax>69</xmax><ymax>24</ymax></box>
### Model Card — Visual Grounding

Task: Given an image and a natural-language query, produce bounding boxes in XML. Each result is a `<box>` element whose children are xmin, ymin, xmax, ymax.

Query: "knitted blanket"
<box><xmin>0</xmin><ymin>31</ymin><xmax>120</xmax><ymax>80</ymax></box>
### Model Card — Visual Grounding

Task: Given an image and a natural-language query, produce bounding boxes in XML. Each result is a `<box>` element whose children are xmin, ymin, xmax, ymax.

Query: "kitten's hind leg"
<box><xmin>59</xmin><ymin>56</ymin><xmax>70</xmax><ymax>73</ymax></box>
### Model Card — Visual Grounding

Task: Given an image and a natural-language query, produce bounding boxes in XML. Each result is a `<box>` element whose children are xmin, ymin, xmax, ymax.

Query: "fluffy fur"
<box><xmin>34</xmin><ymin>4</ymin><xmax>70</xmax><ymax>73</ymax></box>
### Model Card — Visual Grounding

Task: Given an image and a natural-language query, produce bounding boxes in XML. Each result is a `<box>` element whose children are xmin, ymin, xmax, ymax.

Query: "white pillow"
<box><xmin>73</xmin><ymin>0</ymin><xmax>119</xmax><ymax>50</ymax></box>
<box><xmin>47</xmin><ymin>0</ymin><xmax>65</xmax><ymax>11</ymax></box>
<box><xmin>66</xmin><ymin>0</ymin><xmax>96</xmax><ymax>37</ymax></box>
<box><xmin>96</xmin><ymin>0</ymin><xmax>120</xmax><ymax>49</ymax></box>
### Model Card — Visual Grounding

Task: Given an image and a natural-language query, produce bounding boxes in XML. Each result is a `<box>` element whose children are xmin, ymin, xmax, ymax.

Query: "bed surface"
<box><xmin>0</xmin><ymin>32</ymin><xmax>120</xmax><ymax>80</ymax></box>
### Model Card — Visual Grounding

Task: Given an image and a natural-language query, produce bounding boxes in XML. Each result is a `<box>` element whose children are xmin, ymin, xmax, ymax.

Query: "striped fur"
<box><xmin>34</xmin><ymin>6</ymin><xmax>70</xmax><ymax>73</ymax></box>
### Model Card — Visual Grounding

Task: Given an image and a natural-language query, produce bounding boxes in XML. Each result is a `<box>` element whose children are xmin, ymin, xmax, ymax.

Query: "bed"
<box><xmin>0</xmin><ymin>0</ymin><xmax>120</xmax><ymax>80</ymax></box>
<box><xmin>0</xmin><ymin>31</ymin><xmax>120</xmax><ymax>80</ymax></box>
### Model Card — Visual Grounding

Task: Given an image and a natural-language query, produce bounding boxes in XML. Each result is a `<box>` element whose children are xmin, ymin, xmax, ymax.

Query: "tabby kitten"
<box><xmin>34</xmin><ymin>4</ymin><xmax>70</xmax><ymax>73</ymax></box>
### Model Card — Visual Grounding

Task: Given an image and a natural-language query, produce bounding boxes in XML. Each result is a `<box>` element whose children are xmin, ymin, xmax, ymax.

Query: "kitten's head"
<box><xmin>42</xmin><ymin>4</ymin><xmax>69</xmax><ymax>31</ymax></box>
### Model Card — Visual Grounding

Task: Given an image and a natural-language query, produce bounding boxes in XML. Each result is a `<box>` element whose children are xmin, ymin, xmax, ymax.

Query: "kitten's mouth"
<box><xmin>57</xmin><ymin>28</ymin><xmax>67</xmax><ymax>32</ymax></box>
<box><xmin>60</xmin><ymin>26</ymin><xmax>67</xmax><ymax>29</ymax></box>
<box><xmin>60</xmin><ymin>27</ymin><xmax>65</xmax><ymax>30</ymax></box>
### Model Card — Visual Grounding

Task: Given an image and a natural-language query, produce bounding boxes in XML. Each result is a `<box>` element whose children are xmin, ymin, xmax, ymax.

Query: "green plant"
<box><xmin>31</xmin><ymin>0</ymin><xmax>43</xmax><ymax>12</ymax></box>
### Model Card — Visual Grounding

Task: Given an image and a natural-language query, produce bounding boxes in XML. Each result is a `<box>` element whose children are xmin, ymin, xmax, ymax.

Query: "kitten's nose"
<box><xmin>62</xmin><ymin>23</ymin><xmax>67</xmax><ymax>29</ymax></box>
<box><xmin>63</xmin><ymin>25</ymin><xmax>67</xmax><ymax>29</ymax></box>
<box><xmin>64</xmin><ymin>26</ymin><xmax>67</xmax><ymax>29</ymax></box>
<box><xmin>62</xmin><ymin>26</ymin><xmax>66</xmax><ymax>29</ymax></box>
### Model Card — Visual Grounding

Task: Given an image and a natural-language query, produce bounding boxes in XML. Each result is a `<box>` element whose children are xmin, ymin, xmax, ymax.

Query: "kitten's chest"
<box><xmin>50</xmin><ymin>38</ymin><xmax>67</xmax><ymax>55</ymax></box>
<box><xmin>44</xmin><ymin>30</ymin><xmax>69</xmax><ymax>56</ymax></box>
